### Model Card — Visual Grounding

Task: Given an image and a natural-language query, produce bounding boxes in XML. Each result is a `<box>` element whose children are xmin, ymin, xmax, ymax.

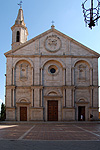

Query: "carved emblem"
<box><xmin>45</xmin><ymin>35</ymin><xmax>61</xmax><ymax>52</ymax></box>
<box><xmin>20</xmin><ymin>63</ymin><xmax>28</xmax><ymax>81</ymax></box>
<box><xmin>79</xmin><ymin>64</ymin><xmax>86</xmax><ymax>80</ymax></box>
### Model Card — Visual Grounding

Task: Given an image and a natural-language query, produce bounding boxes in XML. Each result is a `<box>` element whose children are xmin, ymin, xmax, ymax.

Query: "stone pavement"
<box><xmin>0</xmin><ymin>122</ymin><xmax>100</xmax><ymax>149</ymax></box>
<box><xmin>0</xmin><ymin>141</ymin><xmax>100</xmax><ymax>150</ymax></box>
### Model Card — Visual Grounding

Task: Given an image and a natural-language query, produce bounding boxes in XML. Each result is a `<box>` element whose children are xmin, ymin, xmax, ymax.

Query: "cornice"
<box><xmin>6</xmin><ymin>85</ymin><xmax>15</xmax><ymax>89</ymax></box>
<box><xmin>11</xmin><ymin>24</ymin><xmax>27</xmax><ymax>31</ymax></box>
<box><xmin>16</xmin><ymin>86</ymin><xmax>31</xmax><ymax>89</ymax></box>
<box><xmin>31</xmin><ymin>85</ymin><xmax>43</xmax><ymax>89</ymax></box>
<box><xmin>6</xmin><ymin>85</ymin><xmax>99</xmax><ymax>89</ymax></box>
<box><xmin>89</xmin><ymin>107</ymin><xmax>99</xmax><ymax>109</ymax></box>
<box><xmin>6</xmin><ymin>107</ymin><xmax>16</xmax><ymax>109</ymax></box>
<box><xmin>76</xmin><ymin>101</ymin><xmax>89</xmax><ymax>104</ymax></box>
<box><xmin>63</xmin><ymin>85</ymin><xmax>75</xmax><ymax>89</ymax></box>
<box><xmin>16</xmin><ymin>101</ymin><xmax>31</xmax><ymax>105</ymax></box>
<box><xmin>44</xmin><ymin>95</ymin><xmax>62</xmax><ymax>98</ymax></box>
<box><xmin>63</xmin><ymin>107</ymin><xmax>75</xmax><ymax>109</ymax></box>
<box><xmin>30</xmin><ymin>107</ymin><xmax>44</xmax><ymax>110</ymax></box>
<box><xmin>75</xmin><ymin>86</ymin><xmax>99</xmax><ymax>89</ymax></box>
<box><xmin>5</xmin><ymin>54</ymin><xmax>99</xmax><ymax>58</ymax></box>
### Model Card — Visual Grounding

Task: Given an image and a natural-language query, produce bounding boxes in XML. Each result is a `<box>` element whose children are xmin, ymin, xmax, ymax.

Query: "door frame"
<box><xmin>78</xmin><ymin>106</ymin><xmax>85</xmax><ymax>121</ymax></box>
<box><xmin>44</xmin><ymin>97</ymin><xmax>62</xmax><ymax>121</ymax></box>
<box><xmin>48</xmin><ymin>100</ymin><xmax>58</xmax><ymax>121</ymax></box>
<box><xmin>16</xmin><ymin>103</ymin><xmax>30</xmax><ymax>121</ymax></box>
<box><xmin>20</xmin><ymin>107</ymin><xmax>27</xmax><ymax>121</ymax></box>
<box><xmin>76</xmin><ymin>102</ymin><xmax>89</xmax><ymax>121</ymax></box>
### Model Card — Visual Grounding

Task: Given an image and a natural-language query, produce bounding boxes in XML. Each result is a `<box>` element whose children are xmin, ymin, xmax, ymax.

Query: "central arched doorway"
<box><xmin>48</xmin><ymin>100</ymin><xmax>58</xmax><ymax>121</ymax></box>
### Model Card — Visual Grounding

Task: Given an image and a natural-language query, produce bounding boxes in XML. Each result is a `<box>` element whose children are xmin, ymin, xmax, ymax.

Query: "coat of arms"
<box><xmin>45</xmin><ymin>35</ymin><xmax>61</xmax><ymax>52</ymax></box>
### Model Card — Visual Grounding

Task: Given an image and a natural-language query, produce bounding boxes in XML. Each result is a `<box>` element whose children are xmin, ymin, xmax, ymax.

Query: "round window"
<box><xmin>48</xmin><ymin>65</ymin><xmax>58</xmax><ymax>75</ymax></box>
<box><xmin>50</xmin><ymin>68</ymin><xmax>56</xmax><ymax>74</ymax></box>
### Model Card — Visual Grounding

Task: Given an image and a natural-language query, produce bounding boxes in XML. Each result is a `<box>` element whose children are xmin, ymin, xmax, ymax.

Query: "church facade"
<box><xmin>4</xmin><ymin>7</ymin><xmax>100</xmax><ymax>121</ymax></box>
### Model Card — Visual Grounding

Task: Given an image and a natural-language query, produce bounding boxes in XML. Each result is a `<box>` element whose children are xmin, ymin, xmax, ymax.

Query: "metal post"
<box><xmin>91</xmin><ymin>0</ymin><xmax>93</xmax><ymax>21</ymax></box>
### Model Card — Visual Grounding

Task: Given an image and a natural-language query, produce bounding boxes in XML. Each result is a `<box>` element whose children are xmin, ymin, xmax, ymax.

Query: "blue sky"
<box><xmin>0</xmin><ymin>0</ymin><xmax>100</xmax><ymax>111</ymax></box>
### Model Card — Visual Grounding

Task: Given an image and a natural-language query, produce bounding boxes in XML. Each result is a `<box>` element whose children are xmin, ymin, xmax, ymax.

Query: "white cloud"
<box><xmin>0</xmin><ymin>99</ymin><xmax>3</xmax><ymax>104</ymax></box>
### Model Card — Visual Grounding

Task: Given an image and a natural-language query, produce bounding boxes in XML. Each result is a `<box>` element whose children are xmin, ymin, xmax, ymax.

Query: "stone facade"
<box><xmin>4</xmin><ymin>8</ymin><xmax>100</xmax><ymax>121</ymax></box>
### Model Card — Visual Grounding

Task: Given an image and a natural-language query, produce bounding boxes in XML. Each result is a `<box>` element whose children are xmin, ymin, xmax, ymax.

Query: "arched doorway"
<box><xmin>16</xmin><ymin>99</ymin><xmax>31</xmax><ymax>121</ymax></box>
<box><xmin>48</xmin><ymin>100</ymin><xmax>58</xmax><ymax>121</ymax></box>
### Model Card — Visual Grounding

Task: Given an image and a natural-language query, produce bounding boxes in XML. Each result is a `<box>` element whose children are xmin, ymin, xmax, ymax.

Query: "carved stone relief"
<box><xmin>45</xmin><ymin>35</ymin><xmax>61</xmax><ymax>52</ymax></box>
<box><xmin>20</xmin><ymin>63</ymin><xmax>28</xmax><ymax>81</ymax></box>
<box><xmin>78</xmin><ymin>64</ymin><xmax>86</xmax><ymax>80</ymax></box>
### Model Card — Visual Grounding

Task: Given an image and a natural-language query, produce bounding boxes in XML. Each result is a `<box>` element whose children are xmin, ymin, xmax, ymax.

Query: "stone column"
<box><xmin>12</xmin><ymin>67</ymin><xmax>15</xmax><ymax>85</ymax></box>
<box><xmin>90</xmin><ymin>88</ymin><xmax>93</xmax><ymax>107</ymax></box>
<box><xmin>31</xmin><ymin>89</ymin><xmax>34</xmax><ymax>107</ymax></box>
<box><xmin>72</xmin><ymin>67</ymin><xmax>75</xmax><ymax>85</ymax></box>
<box><xmin>40</xmin><ymin>68</ymin><xmax>43</xmax><ymax>85</ymax></box>
<box><xmin>90</xmin><ymin>68</ymin><xmax>93</xmax><ymax>85</ymax></box>
<box><xmin>65</xmin><ymin>68</ymin><xmax>66</xmax><ymax>85</ymax></box>
<box><xmin>11</xmin><ymin>89</ymin><xmax>13</xmax><ymax>107</ymax></box>
<box><xmin>13</xmin><ymin>89</ymin><xmax>14</xmax><ymax>107</ymax></box>
<box><xmin>34</xmin><ymin>88</ymin><xmax>40</xmax><ymax>107</ymax></box>
<box><xmin>40</xmin><ymin>89</ymin><xmax>43</xmax><ymax>107</ymax></box>
<box><xmin>31</xmin><ymin>67</ymin><xmax>34</xmax><ymax>85</ymax></box>
<box><xmin>34</xmin><ymin>57</ymin><xmax>40</xmax><ymax>85</ymax></box>
<box><xmin>72</xmin><ymin>88</ymin><xmax>75</xmax><ymax>107</ymax></box>
<box><xmin>63</xmin><ymin>68</ymin><xmax>66</xmax><ymax>85</ymax></box>
<box><xmin>63</xmin><ymin>88</ymin><xmax>66</xmax><ymax>107</ymax></box>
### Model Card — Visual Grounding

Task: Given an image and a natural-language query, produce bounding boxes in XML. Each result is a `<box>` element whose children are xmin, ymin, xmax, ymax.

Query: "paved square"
<box><xmin>0</xmin><ymin>122</ymin><xmax>100</xmax><ymax>141</ymax></box>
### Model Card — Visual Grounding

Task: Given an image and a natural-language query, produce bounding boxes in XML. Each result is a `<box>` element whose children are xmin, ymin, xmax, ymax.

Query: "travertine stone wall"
<box><xmin>5</xmin><ymin>29</ymin><xmax>99</xmax><ymax>121</ymax></box>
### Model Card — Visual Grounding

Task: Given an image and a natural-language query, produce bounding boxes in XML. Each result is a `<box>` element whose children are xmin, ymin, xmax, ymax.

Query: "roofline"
<box><xmin>4</xmin><ymin>27</ymin><xmax>100</xmax><ymax>57</ymax></box>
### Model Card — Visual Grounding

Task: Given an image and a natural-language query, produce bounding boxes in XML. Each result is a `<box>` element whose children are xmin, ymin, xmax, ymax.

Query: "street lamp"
<box><xmin>82</xmin><ymin>0</ymin><xmax>100</xmax><ymax>29</ymax></box>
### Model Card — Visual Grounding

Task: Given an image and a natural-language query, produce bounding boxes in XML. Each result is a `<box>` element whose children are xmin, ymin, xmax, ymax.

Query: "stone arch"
<box><xmin>17</xmin><ymin>97</ymin><xmax>30</xmax><ymax>103</ymax></box>
<box><xmin>77</xmin><ymin>97</ymin><xmax>88</xmax><ymax>103</ymax></box>
<box><xmin>45</xmin><ymin>89</ymin><xmax>62</xmax><ymax>96</ymax></box>
<box><xmin>72</xmin><ymin>58</ymin><xmax>92</xmax><ymax>68</ymax></box>
<box><xmin>41</xmin><ymin>58</ymin><xmax>66</xmax><ymax>69</ymax></box>
<box><xmin>48</xmin><ymin>91</ymin><xmax>58</xmax><ymax>96</ymax></box>
<box><xmin>13</xmin><ymin>58</ymin><xmax>34</xmax><ymax>68</ymax></box>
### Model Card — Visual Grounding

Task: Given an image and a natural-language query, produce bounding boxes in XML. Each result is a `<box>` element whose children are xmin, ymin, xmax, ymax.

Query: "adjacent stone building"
<box><xmin>4</xmin><ymin>7</ymin><xmax>100</xmax><ymax>121</ymax></box>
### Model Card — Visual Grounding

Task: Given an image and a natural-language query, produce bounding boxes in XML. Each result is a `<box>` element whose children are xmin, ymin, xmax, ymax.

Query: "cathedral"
<box><xmin>4</xmin><ymin>6</ymin><xmax>100</xmax><ymax>121</ymax></box>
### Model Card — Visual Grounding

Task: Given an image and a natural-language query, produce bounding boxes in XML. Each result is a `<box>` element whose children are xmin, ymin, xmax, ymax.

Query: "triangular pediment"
<box><xmin>4</xmin><ymin>27</ymin><xmax>100</xmax><ymax>57</ymax></box>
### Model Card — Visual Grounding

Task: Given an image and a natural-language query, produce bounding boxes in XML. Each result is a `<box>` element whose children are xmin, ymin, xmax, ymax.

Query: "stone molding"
<box><xmin>31</xmin><ymin>85</ymin><xmax>43</xmax><ymax>89</ymax></box>
<box><xmin>6</xmin><ymin>85</ymin><xmax>15</xmax><ymax>89</ymax></box>
<box><xmin>44</xmin><ymin>95</ymin><xmax>63</xmax><ymax>98</ymax></box>
<box><xmin>5</xmin><ymin>54</ymin><xmax>99</xmax><ymax>58</ymax></box>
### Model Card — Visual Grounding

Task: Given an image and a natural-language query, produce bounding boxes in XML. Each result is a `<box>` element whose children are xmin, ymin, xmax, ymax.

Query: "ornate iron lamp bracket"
<box><xmin>82</xmin><ymin>0</ymin><xmax>100</xmax><ymax>29</ymax></box>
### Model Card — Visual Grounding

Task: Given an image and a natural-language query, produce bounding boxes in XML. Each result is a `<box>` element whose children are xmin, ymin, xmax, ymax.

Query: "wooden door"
<box><xmin>20</xmin><ymin>107</ymin><xmax>27</xmax><ymax>121</ymax></box>
<box><xmin>48</xmin><ymin>101</ymin><xmax>58</xmax><ymax>121</ymax></box>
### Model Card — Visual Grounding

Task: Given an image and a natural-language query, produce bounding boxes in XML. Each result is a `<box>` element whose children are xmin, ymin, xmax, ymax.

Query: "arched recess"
<box><xmin>48</xmin><ymin>91</ymin><xmax>57</xmax><ymax>96</ymax></box>
<box><xmin>45</xmin><ymin>89</ymin><xmax>62</xmax><ymax>97</ymax></box>
<box><xmin>73</xmin><ymin>59</ymin><xmax>92</xmax><ymax>86</ymax></box>
<box><xmin>41</xmin><ymin>58</ymin><xmax>66</xmax><ymax>69</ymax></box>
<box><xmin>17</xmin><ymin>97</ymin><xmax>30</xmax><ymax>103</ymax></box>
<box><xmin>72</xmin><ymin>58</ymin><xmax>92</xmax><ymax>68</ymax></box>
<box><xmin>77</xmin><ymin>97</ymin><xmax>88</xmax><ymax>103</ymax></box>
<box><xmin>42</xmin><ymin>59</ymin><xmax>65</xmax><ymax>86</ymax></box>
<box><xmin>13</xmin><ymin>58</ymin><xmax>34</xmax><ymax>86</ymax></box>
<box><xmin>13</xmin><ymin>58</ymin><xmax>34</xmax><ymax>68</ymax></box>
